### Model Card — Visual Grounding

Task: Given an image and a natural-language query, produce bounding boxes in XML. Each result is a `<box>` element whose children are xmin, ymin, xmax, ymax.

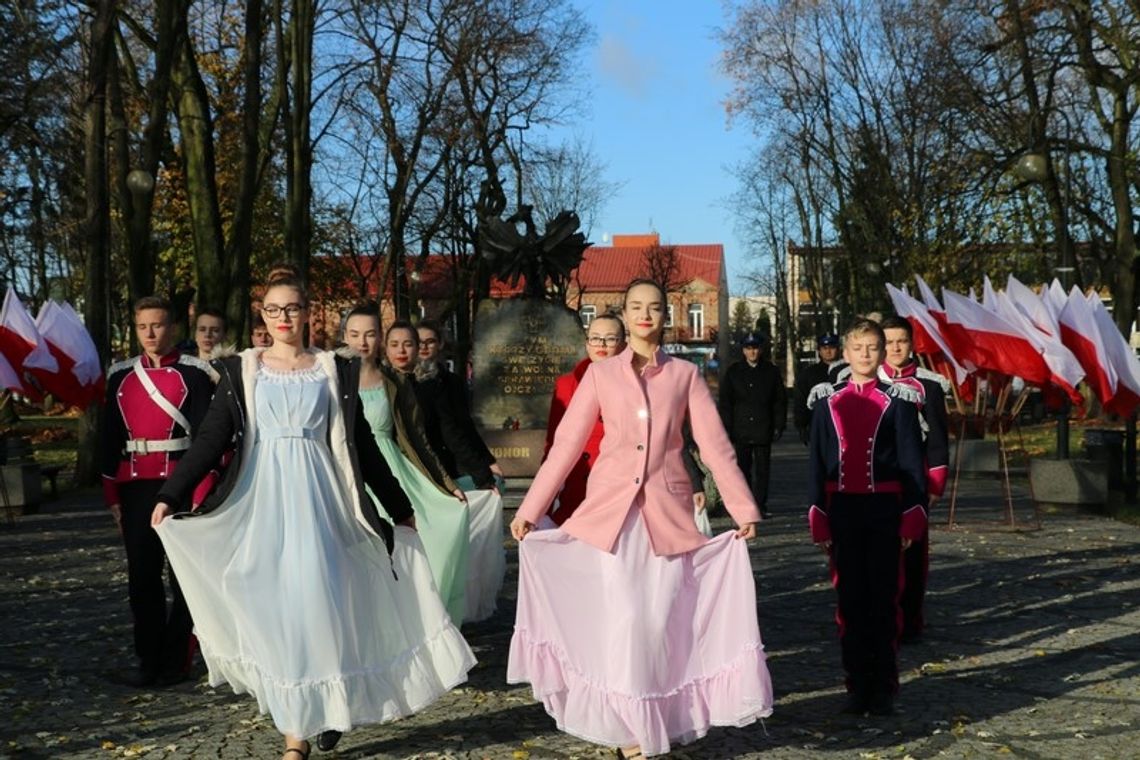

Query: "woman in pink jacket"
<box><xmin>508</xmin><ymin>279</ymin><xmax>774</xmax><ymax>758</ymax></box>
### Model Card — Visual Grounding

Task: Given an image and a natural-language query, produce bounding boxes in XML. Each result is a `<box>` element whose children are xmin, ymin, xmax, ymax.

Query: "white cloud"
<box><xmin>597</xmin><ymin>34</ymin><xmax>657</xmax><ymax>99</ymax></box>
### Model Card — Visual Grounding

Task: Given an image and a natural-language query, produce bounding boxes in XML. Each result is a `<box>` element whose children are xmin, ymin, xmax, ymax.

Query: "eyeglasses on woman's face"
<box><xmin>586</xmin><ymin>335</ymin><xmax>622</xmax><ymax>347</ymax></box>
<box><xmin>261</xmin><ymin>303</ymin><xmax>305</xmax><ymax>319</ymax></box>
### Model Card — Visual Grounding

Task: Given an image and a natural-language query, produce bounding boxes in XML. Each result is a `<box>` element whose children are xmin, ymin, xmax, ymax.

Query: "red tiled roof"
<box><xmin>574</xmin><ymin>244</ymin><xmax>723</xmax><ymax>291</ymax></box>
<box><xmin>310</xmin><ymin>239</ymin><xmax>724</xmax><ymax>300</ymax></box>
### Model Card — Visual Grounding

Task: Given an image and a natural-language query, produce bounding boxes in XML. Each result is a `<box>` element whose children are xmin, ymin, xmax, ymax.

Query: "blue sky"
<box><xmin>544</xmin><ymin>1</ymin><xmax>760</xmax><ymax>292</ymax></box>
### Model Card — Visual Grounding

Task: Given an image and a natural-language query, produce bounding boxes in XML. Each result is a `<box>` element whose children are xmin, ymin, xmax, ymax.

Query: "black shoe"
<box><xmin>900</xmin><ymin>629</ymin><xmax>923</xmax><ymax>645</ymax></box>
<box><xmin>116</xmin><ymin>668</ymin><xmax>157</xmax><ymax>688</ymax></box>
<box><xmin>868</xmin><ymin>692</ymin><xmax>895</xmax><ymax>716</ymax></box>
<box><xmin>841</xmin><ymin>692</ymin><xmax>868</xmax><ymax>715</ymax></box>
<box><xmin>316</xmin><ymin>731</ymin><xmax>342</xmax><ymax>752</ymax></box>
<box><xmin>155</xmin><ymin>670</ymin><xmax>190</xmax><ymax>687</ymax></box>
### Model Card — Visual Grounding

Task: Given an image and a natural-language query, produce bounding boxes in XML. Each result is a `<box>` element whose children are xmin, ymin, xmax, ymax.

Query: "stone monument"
<box><xmin>472</xmin><ymin>178</ymin><xmax>591</xmax><ymax>475</ymax></box>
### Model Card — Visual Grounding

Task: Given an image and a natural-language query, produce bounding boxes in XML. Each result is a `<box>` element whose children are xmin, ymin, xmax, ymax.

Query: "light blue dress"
<box><xmin>360</xmin><ymin>385</ymin><xmax>470</xmax><ymax>624</ymax></box>
<box><xmin>156</xmin><ymin>364</ymin><xmax>475</xmax><ymax>738</ymax></box>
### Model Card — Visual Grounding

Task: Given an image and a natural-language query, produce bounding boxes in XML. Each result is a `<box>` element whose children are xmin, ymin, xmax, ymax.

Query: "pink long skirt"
<box><xmin>507</xmin><ymin>508</ymin><xmax>774</xmax><ymax>756</ymax></box>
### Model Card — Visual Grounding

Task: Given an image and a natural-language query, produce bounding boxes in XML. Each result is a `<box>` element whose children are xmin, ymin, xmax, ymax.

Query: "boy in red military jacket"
<box><xmin>102</xmin><ymin>296</ymin><xmax>217</xmax><ymax>687</ymax></box>
<box><xmin>881</xmin><ymin>316</ymin><xmax>951</xmax><ymax>642</ymax></box>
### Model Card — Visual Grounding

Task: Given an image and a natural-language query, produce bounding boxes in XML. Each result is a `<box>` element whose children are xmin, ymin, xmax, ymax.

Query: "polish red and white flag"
<box><xmin>0</xmin><ymin>286</ymin><xmax>58</xmax><ymax>397</ymax></box>
<box><xmin>0</xmin><ymin>352</ymin><xmax>22</xmax><ymax>393</ymax></box>
<box><xmin>886</xmin><ymin>283</ymin><xmax>969</xmax><ymax>384</ymax></box>
<box><xmin>1057</xmin><ymin>286</ymin><xmax>1116</xmax><ymax>406</ymax></box>
<box><xmin>33</xmin><ymin>300</ymin><xmax>103</xmax><ymax>408</ymax></box>
<box><xmin>913</xmin><ymin>276</ymin><xmax>986</xmax><ymax>373</ymax></box>
<box><xmin>1006</xmin><ymin>275</ymin><xmax>1060</xmax><ymax>336</ymax></box>
<box><xmin>1087</xmin><ymin>292</ymin><xmax>1140</xmax><ymax>417</ymax></box>
<box><xmin>985</xmin><ymin>278</ymin><xmax>1083</xmax><ymax>402</ymax></box>
<box><xmin>915</xmin><ymin>275</ymin><xmax>943</xmax><ymax>313</ymax></box>
<box><xmin>942</xmin><ymin>289</ymin><xmax>1053</xmax><ymax>386</ymax></box>
<box><xmin>1040</xmin><ymin>279</ymin><xmax>1068</xmax><ymax>323</ymax></box>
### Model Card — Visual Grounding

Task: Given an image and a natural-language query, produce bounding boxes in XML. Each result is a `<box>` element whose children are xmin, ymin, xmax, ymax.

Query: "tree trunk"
<box><xmin>28</xmin><ymin>145</ymin><xmax>48</xmax><ymax>301</ymax></box>
<box><xmin>107</xmin><ymin>48</ymin><xmax>141</xmax><ymax>305</ymax></box>
<box><xmin>284</xmin><ymin>0</ymin><xmax>314</xmax><ymax>275</ymax></box>
<box><xmin>170</xmin><ymin>11</ymin><xmax>226</xmax><ymax>312</ymax></box>
<box><xmin>1108</xmin><ymin>93</ymin><xmax>1137</xmax><ymax>336</ymax></box>
<box><xmin>223</xmin><ymin>0</ymin><xmax>265</xmax><ymax>344</ymax></box>
<box><xmin>76</xmin><ymin>0</ymin><xmax>117</xmax><ymax>487</ymax></box>
<box><xmin>123</xmin><ymin>0</ymin><xmax>178</xmax><ymax>308</ymax></box>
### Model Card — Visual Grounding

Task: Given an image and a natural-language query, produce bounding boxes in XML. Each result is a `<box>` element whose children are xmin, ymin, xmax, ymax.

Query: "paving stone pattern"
<box><xmin>2</xmin><ymin>441</ymin><xmax>1138</xmax><ymax>759</ymax></box>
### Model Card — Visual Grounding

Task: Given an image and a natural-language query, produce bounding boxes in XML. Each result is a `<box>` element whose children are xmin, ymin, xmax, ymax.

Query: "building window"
<box><xmin>666</xmin><ymin>303</ymin><xmax>675</xmax><ymax>328</ymax></box>
<box><xmin>580</xmin><ymin>304</ymin><xmax>597</xmax><ymax>326</ymax></box>
<box><xmin>688</xmin><ymin>303</ymin><xmax>704</xmax><ymax>340</ymax></box>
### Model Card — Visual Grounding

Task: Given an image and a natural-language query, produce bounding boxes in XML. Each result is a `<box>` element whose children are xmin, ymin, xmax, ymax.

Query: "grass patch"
<box><xmin>4</xmin><ymin>415</ymin><xmax>80</xmax><ymax>493</ymax></box>
<box><xmin>979</xmin><ymin>417</ymin><xmax>1133</xmax><ymax>459</ymax></box>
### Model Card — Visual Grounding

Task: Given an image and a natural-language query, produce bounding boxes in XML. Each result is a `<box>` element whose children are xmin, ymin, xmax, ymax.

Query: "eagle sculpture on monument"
<box><xmin>476</xmin><ymin>177</ymin><xmax>591</xmax><ymax>299</ymax></box>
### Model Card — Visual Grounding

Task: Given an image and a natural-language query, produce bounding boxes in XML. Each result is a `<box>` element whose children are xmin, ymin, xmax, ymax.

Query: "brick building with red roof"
<box><xmin>566</xmin><ymin>233</ymin><xmax>728</xmax><ymax>354</ymax></box>
<box><xmin>307</xmin><ymin>233</ymin><xmax>730</xmax><ymax>367</ymax></box>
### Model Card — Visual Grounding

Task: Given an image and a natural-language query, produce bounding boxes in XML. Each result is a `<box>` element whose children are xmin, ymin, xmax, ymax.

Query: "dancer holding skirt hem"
<box><xmin>151</xmin><ymin>277</ymin><xmax>474</xmax><ymax>760</ymax></box>
<box><xmin>509</xmin><ymin>278</ymin><xmax>774</xmax><ymax>758</ymax></box>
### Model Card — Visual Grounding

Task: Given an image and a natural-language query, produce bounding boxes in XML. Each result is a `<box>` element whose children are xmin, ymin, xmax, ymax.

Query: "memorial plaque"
<box><xmin>472</xmin><ymin>298</ymin><xmax>585</xmax><ymax>475</ymax></box>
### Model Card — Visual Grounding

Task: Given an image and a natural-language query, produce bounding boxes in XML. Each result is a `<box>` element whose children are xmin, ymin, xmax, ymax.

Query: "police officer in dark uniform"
<box><xmin>794</xmin><ymin>333</ymin><xmax>842</xmax><ymax>444</ymax></box>
<box><xmin>717</xmin><ymin>332</ymin><xmax>786</xmax><ymax>518</ymax></box>
<box><xmin>102</xmin><ymin>296</ymin><xmax>217</xmax><ymax>687</ymax></box>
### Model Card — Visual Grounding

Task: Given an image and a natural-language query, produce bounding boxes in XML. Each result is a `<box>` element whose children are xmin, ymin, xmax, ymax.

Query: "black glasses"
<box><xmin>261</xmin><ymin>304</ymin><xmax>304</xmax><ymax>318</ymax></box>
<box><xmin>587</xmin><ymin>336</ymin><xmax>622</xmax><ymax>347</ymax></box>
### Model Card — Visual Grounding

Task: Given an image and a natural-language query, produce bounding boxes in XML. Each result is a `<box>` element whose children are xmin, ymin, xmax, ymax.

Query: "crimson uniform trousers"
<box><xmin>118</xmin><ymin>480</ymin><xmax>194</xmax><ymax>678</ymax></box>
<box><xmin>827</xmin><ymin>493</ymin><xmax>904</xmax><ymax>699</ymax></box>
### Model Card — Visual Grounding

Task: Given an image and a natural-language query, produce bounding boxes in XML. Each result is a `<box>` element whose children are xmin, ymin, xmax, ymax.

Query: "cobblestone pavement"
<box><xmin>2</xmin><ymin>441</ymin><xmax>1138</xmax><ymax>759</ymax></box>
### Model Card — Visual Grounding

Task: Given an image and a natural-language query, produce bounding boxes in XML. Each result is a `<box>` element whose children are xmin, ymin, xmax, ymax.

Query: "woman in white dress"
<box><xmin>150</xmin><ymin>276</ymin><xmax>475</xmax><ymax>760</ymax></box>
<box><xmin>342</xmin><ymin>308</ymin><xmax>471</xmax><ymax>624</ymax></box>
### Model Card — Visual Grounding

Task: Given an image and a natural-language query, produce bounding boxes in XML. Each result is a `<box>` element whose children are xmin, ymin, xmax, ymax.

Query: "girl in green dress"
<box><xmin>342</xmin><ymin>307</ymin><xmax>470</xmax><ymax>624</ymax></box>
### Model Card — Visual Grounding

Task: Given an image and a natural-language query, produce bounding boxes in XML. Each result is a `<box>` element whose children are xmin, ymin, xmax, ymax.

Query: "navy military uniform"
<box><xmin>880</xmin><ymin>360</ymin><xmax>950</xmax><ymax>640</ymax></box>
<box><xmin>102</xmin><ymin>350</ymin><xmax>217</xmax><ymax>684</ymax></box>
<box><xmin>717</xmin><ymin>334</ymin><xmax>786</xmax><ymax>515</ymax></box>
<box><xmin>806</xmin><ymin>378</ymin><xmax>927</xmax><ymax>712</ymax></box>
<box><xmin>793</xmin><ymin>333</ymin><xmax>843</xmax><ymax>443</ymax></box>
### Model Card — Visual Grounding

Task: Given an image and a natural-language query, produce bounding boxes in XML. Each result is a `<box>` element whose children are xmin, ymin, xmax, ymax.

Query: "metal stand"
<box><xmin>946</xmin><ymin>387</ymin><xmax>1038</xmax><ymax>530</ymax></box>
<box><xmin>947</xmin><ymin>416</ymin><xmax>967</xmax><ymax>527</ymax></box>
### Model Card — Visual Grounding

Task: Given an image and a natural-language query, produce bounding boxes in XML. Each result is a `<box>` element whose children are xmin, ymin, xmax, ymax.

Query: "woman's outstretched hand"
<box><xmin>510</xmin><ymin>515</ymin><xmax>535</xmax><ymax>541</ymax></box>
<box><xmin>734</xmin><ymin>522</ymin><xmax>757</xmax><ymax>540</ymax></box>
<box><xmin>151</xmin><ymin>502</ymin><xmax>173</xmax><ymax>528</ymax></box>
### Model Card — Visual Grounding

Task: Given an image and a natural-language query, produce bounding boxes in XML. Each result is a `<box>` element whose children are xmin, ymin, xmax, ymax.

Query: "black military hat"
<box><xmin>742</xmin><ymin>332</ymin><xmax>768</xmax><ymax>347</ymax></box>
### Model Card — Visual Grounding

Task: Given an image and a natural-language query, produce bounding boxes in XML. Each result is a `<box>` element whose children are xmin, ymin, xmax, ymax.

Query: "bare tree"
<box><xmin>521</xmin><ymin>136</ymin><xmax>622</xmax><ymax>238</ymax></box>
<box><xmin>641</xmin><ymin>242</ymin><xmax>686</xmax><ymax>296</ymax></box>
